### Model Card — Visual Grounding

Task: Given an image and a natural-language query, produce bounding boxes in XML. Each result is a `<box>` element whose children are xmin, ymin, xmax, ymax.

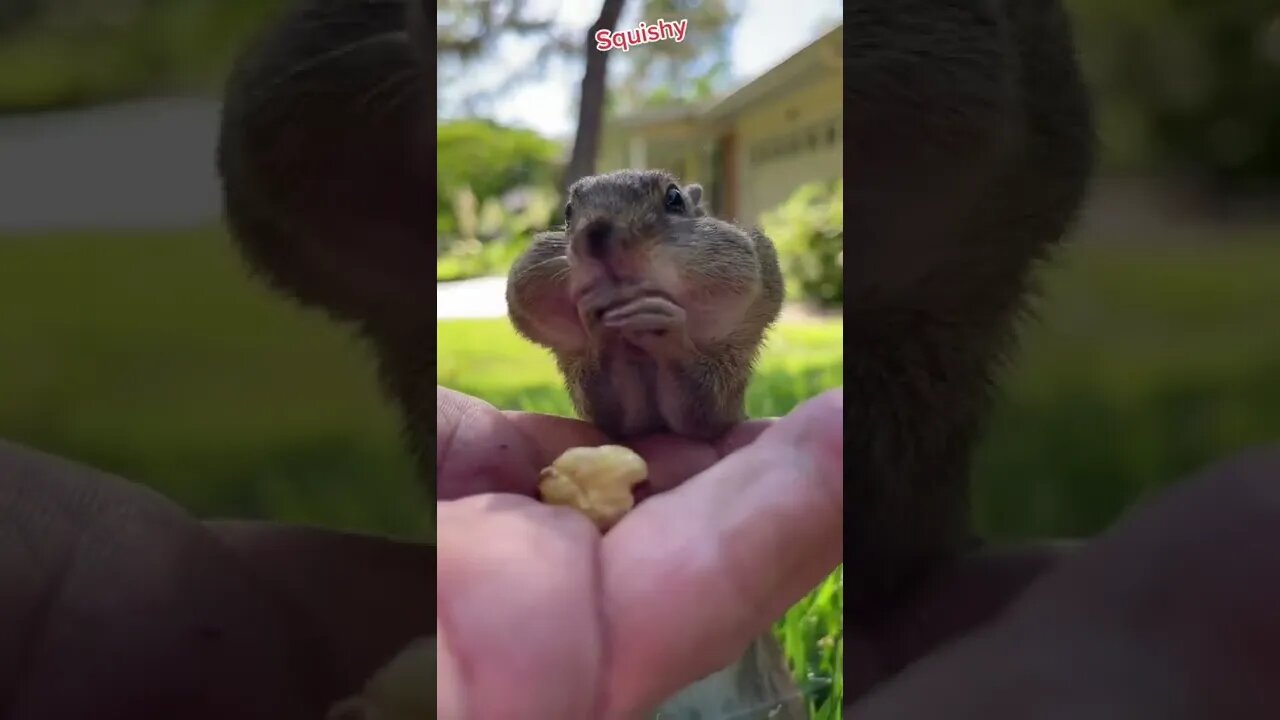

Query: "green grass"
<box><xmin>0</xmin><ymin>227</ymin><xmax>424</xmax><ymax>538</ymax></box>
<box><xmin>3</xmin><ymin>225</ymin><xmax>1280</xmax><ymax>719</ymax></box>
<box><xmin>974</xmin><ymin>233</ymin><xmax>1280</xmax><ymax>540</ymax></box>
<box><xmin>0</xmin><ymin>2</ymin><xmax>287</xmax><ymax>112</ymax></box>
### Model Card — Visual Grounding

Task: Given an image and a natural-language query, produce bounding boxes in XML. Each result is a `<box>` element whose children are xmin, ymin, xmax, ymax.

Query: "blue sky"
<box><xmin>442</xmin><ymin>0</ymin><xmax>842</xmax><ymax>140</ymax></box>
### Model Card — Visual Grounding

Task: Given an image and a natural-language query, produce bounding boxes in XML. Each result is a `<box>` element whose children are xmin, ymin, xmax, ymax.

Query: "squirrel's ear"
<box><xmin>684</xmin><ymin>184</ymin><xmax>703</xmax><ymax>208</ymax></box>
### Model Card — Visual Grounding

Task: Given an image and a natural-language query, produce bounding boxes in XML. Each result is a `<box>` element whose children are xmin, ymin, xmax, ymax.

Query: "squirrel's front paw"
<box><xmin>602</xmin><ymin>295</ymin><xmax>692</xmax><ymax>358</ymax></box>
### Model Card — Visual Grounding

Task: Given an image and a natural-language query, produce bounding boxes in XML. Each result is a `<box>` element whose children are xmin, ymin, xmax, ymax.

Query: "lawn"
<box><xmin>2</xmin><ymin>224</ymin><xmax>1279</xmax><ymax>718</ymax></box>
<box><xmin>972</xmin><ymin>232</ymin><xmax>1280</xmax><ymax>539</ymax></box>
<box><xmin>0</xmin><ymin>227</ymin><xmax>425</xmax><ymax>537</ymax></box>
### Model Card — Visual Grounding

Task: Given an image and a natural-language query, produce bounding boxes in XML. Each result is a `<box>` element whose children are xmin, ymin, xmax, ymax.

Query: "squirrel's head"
<box><xmin>564</xmin><ymin>169</ymin><xmax>706</xmax><ymax>251</ymax></box>
<box><xmin>563</xmin><ymin>169</ymin><xmax>764</xmax><ymax>304</ymax></box>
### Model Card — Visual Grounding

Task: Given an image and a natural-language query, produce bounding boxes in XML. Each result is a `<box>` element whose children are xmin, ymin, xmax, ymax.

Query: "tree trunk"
<box><xmin>562</xmin><ymin>0</ymin><xmax>627</xmax><ymax>195</ymax></box>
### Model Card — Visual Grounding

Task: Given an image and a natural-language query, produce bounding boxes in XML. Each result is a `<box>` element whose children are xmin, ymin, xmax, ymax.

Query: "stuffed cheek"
<box><xmin>532</xmin><ymin>289</ymin><xmax>591</xmax><ymax>352</ymax></box>
<box><xmin>687</xmin><ymin>281</ymin><xmax>760</xmax><ymax>343</ymax></box>
<box><xmin>647</xmin><ymin>256</ymin><xmax>688</xmax><ymax>301</ymax></box>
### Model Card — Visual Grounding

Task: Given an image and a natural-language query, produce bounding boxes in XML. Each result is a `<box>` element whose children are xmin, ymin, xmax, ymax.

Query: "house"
<box><xmin>598</xmin><ymin>23</ymin><xmax>842</xmax><ymax>227</ymax></box>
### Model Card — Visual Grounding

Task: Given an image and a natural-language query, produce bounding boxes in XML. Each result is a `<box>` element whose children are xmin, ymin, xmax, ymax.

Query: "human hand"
<box><xmin>435</xmin><ymin>386</ymin><xmax>844</xmax><ymax>718</ymax></box>
<box><xmin>435</xmin><ymin>386</ymin><xmax>781</xmax><ymax>502</ymax></box>
<box><xmin>850</xmin><ymin>447</ymin><xmax>1280</xmax><ymax>719</ymax></box>
<box><xmin>0</xmin><ymin>439</ymin><xmax>433</xmax><ymax>720</ymax></box>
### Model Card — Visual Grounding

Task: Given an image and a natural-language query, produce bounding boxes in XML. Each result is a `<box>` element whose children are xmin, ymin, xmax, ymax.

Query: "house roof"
<box><xmin>612</xmin><ymin>22</ymin><xmax>842</xmax><ymax>130</ymax></box>
<box><xmin>705</xmin><ymin>22</ymin><xmax>842</xmax><ymax>120</ymax></box>
<box><xmin>610</xmin><ymin>102</ymin><xmax>707</xmax><ymax>129</ymax></box>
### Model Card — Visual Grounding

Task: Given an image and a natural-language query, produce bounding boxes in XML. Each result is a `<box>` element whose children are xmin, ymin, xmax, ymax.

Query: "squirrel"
<box><xmin>505</xmin><ymin>169</ymin><xmax>802</xmax><ymax>718</ymax></box>
<box><xmin>216</xmin><ymin>0</ymin><xmax>437</xmax><ymax>489</ymax></box>
<box><xmin>217</xmin><ymin>0</ymin><xmax>1096</xmax><ymax>714</ymax></box>
<box><xmin>506</xmin><ymin>169</ymin><xmax>785</xmax><ymax>442</ymax></box>
<box><xmin>838</xmin><ymin>0</ymin><xmax>1096</xmax><ymax>696</ymax></box>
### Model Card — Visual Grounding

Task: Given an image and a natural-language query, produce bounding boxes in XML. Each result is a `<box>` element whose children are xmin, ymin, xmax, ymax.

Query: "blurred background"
<box><xmin>0</xmin><ymin>1</ymin><xmax>1278</xmax><ymax>715</ymax></box>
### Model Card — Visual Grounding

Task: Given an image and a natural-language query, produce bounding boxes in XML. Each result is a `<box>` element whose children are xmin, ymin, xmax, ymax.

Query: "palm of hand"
<box><xmin>434</xmin><ymin>387</ymin><xmax>844</xmax><ymax>718</ymax></box>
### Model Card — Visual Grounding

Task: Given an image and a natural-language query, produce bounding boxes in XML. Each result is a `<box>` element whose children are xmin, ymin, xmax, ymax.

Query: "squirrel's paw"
<box><xmin>602</xmin><ymin>295</ymin><xmax>691</xmax><ymax>357</ymax></box>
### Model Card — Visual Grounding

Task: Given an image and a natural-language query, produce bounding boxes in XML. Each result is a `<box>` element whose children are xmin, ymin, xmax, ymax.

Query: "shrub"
<box><xmin>760</xmin><ymin>179</ymin><xmax>843</xmax><ymax>308</ymax></box>
<box><xmin>437</xmin><ymin>120</ymin><xmax>563</xmax><ymax>248</ymax></box>
<box><xmin>436</xmin><ymin>184</ymin><xmax>558</xmax><ymax>282</ymax></box>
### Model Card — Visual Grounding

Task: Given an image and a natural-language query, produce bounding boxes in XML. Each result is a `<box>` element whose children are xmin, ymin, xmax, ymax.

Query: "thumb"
<box><xmin>600</xmin><ymin>389</ymin><xmax>844</xmax><ymax>716</ymax></box>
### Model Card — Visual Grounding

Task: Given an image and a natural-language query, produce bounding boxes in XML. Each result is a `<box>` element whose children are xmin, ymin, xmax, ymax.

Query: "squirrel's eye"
<box><xmin>664</xmin><ymin>185</ymin><xmax>684</xmax><ymax>213</ymax></box>
<box><xmin>564</xmin><ymin>202</ymin><xmax>573</xmax><ymax>224</ymax></box>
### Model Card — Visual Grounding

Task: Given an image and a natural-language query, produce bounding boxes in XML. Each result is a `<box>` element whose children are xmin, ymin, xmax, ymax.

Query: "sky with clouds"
<box><xmin>441</xmin><ymin>0</ymin><xmax>842</xmax><ymax>140</ymax></box>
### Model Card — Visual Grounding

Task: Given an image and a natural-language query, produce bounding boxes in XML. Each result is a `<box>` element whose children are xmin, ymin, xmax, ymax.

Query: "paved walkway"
<box><xmin>0</xmin><ymin>97</ymin><xmax>222</xmax><ymax>233</ymax></box>
<box><xmin>437</xmin><ymin>276</ymin><xmax>509</xmax><ymax>319</ymax></box>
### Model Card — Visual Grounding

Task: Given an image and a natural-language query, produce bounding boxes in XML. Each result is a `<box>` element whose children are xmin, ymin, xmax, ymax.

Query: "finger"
<box><xmin>630</xmin><ymin>421</ymin><xmax>776</xmax><ymax>498</ymax></box>
<box><xmin>436</xmin><ymin>494</ymin><xmax>604</xmax><ymax>719</ymax></box>
<box><xmin>501</xmin><ymin>411</ymin><xmax>721</xmax><ymax>501</ymax></box>
<box><xmin>852</xmin><ymin>447</ymin><xmax>1280</xmax><ymax>719</ymax></box>
<box><xmin>844</xmin><ymin>542</ymin><xmax>1079</xmax><ymax>702</ymax></box>
<box><xmin>206</xmin><ymin>521</ymin><xmax>435</xmax><ymax>696</ymax></box>
<box><xmin>505</xmin><ymin>412</ymin><xmax>772</xmax><ymax>498</ymax></box>
<box><xmin>436</xmin><ymin>387</ymin><xmax>544</xmax><ymax>499</ymax></box>
<box><xmin>625</xmin><ymin>434</ymin><xmax>719</xmax><ymax>497</ymax></box>
<box><xmin>715</xmin><ymin>419</ymin><xmax>775</xmax><ymax>456</ymax></box>
<box><xmin>599</xmin><ymin>389</ymin><xmax>845</xmax><ymax>716</ymax></box>
<box><xmin>0</xmin><ymin>441</ymin><xmax>328</xmax><ymax>719</ymax></box>
<box><xmin>502</xmin><ymin>410</ymin><xmax>609</xmax><ymax>469</ymax></box>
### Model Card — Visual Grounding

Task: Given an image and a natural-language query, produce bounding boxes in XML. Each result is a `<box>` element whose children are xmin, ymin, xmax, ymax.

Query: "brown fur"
<box><xmin>840</xmin><ymin>0</ymin><xmax>1096</xmax><ymax>696</ymax></box>
<box><xmin>507</xmin><ymin>169</ymin><xmax>784</xmax><ymax>441</ymax></box>
<box><xmin>216</xmin><ymin>0</ymin><xmax>437</xmax><ymax>489</ymax></box>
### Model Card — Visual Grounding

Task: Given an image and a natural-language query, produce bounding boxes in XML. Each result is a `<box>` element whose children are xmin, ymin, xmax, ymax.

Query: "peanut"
<box><xmin>538</xmin><ymin>445</ymin><xmax>648</xmax><ymax>530</ymax></box>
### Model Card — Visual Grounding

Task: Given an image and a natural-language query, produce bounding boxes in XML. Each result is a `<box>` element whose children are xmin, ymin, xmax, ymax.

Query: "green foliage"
<box><xmin>0</xmin><ymin>227</ymin><xmax>424</xmax><ymax>538</ymax></box>
<box><xmin>610</xmin><ymin>0</ymin><xmax>741</xmax><ymax>112</ymax></box>
<box><xmin>973</xmin><ymin>231</ymin><xmax>1280</xmax><ymax>539</ymax></box>
<box><xmin>0</xmin><ymin>0</ymin><xmax>289</xmax><ymax>111</ymax></box>
<box><xmin>435</xmin><ymin>184</ymin><xmax>559</xmax><ymax>282</ymax></box>
<box><xmin>436</xmin><ymin>119</ymin><xmax>562</xmax><ymax>250</ymax></box>
<box><xmin>761</xmin><ymin>179</ymin><xmax>844</xmax><ymax>308</ymax></box>
<box><xmin>780</xmin><ymin>568</ymin><xmax>844</xmax><ymax>719</ymax></box>
<box><xmin>436</xmin><ymin>237</ymin><xmax>526</xmax><ymax>283</ymax></box>
<box><xmin>1067</xmin><ymin>0</ymin><xmax>1280</xmax><ymax>183</ymax></box>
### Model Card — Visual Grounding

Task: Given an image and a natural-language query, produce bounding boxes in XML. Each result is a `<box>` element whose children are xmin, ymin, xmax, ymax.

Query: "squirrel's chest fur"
<box><xmin>606</xmin><ymin>351</ymin><xmax>667</xmax><ymax>435</ymax></box>
<box><xmin>565</xmin><ymin>345</ymin><xmax>675</xmax><ymax>438</ymax></box>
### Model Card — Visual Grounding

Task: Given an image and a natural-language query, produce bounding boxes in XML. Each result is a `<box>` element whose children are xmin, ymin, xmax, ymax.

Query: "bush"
<box><xmin>760</xmin><ymin>179</ymin><xmax>843</xmax><ymax>308</ymax></box>
<box><xmin>437</xmin><ymin>120</ymin><xmax>563</xmax><ymax>246</ymax></box>
<box><xmin>1068</xmin><ymin>0</ymin><xmax>1280</xmax><ymax>184</ymax></box>
<box><xmin>436</xmin><ymin>184</ymin><xmax>559</xmax><ymax>282</ymax></box>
